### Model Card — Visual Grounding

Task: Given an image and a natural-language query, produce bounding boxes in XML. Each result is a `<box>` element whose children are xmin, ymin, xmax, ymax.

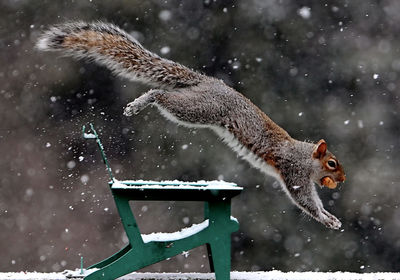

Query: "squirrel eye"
<box><xmin>327</xmin><ymin>159</ymin><xmax>337</xmax><ymax>169</ymax></box>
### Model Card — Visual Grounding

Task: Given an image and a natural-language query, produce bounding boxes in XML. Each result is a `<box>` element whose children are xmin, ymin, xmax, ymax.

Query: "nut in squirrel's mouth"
<box><xmin>321</xmin><ymin>176</ymin><xmax>337</xmax><ymax>189</ymax></box>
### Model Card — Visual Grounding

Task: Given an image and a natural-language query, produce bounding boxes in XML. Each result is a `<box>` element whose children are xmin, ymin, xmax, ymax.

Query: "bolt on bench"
<box><xmin>81</xmin><ymin>124</ymin><xmax>243</xmax><ymax>280</ymax></box>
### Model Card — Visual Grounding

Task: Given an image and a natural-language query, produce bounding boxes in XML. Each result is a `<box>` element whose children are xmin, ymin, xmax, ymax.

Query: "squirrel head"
<box><xmin>311</xmin><ymin>139</ymin><xmax>346</xmax><ymax>189</ymax></box>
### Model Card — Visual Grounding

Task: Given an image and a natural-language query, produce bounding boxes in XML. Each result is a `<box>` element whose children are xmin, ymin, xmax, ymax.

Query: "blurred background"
<box><xmin>1</xmin><ymin>0</ymin><xmax>400</xmax><ymax>274</ymax></box>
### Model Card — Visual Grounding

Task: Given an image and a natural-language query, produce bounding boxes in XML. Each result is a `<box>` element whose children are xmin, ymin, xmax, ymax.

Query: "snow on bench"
<box><xmin>112</xmin><ymin>179</ymin><xmax>240</xmax><ymax>190</ymax></box>
<box><xmin>141</xmin><ymin>217</ymin><xmax>238</xmax><ymax>243</ymax></box>
<box><xmin>141</xmin><ymin>219</ymin><xmax>210</xmax><ymax>243</ymax></box>
<box><xmin>1</xmin><ymin>271</ymin><xmax>400</xmax><ymax>280</ymax></box>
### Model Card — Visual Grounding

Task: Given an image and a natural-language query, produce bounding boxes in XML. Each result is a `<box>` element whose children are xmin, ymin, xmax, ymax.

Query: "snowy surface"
<box><xmin>1</xmin><ymin>271</ymin><xmax>400</xmax><ymax>280</ymax></box>
<box><xmin>141</xmin><ymin>219</ymin><xmax>209</xmax><ymax>243</ymax></box>
<box><xmin>141</xmin><ymin>216</ymin><xmax>237</xmax><ymax>243</ymax></box>
<box><xmin>112</xmin><ymin>179</ymin><xmax>241</xmax><ymax>190</ymax></box>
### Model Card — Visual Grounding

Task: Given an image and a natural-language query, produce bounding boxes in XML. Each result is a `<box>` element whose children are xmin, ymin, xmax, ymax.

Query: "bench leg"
<box><xmin>209</xmin><ymin>235</ymin><xmax>231</xmax><ymax>280</ymax></box>
<box><xmin>207</xmin><ymin>200</ymin><xmax>233</xmax><ymax>280</ymax></box>
<box><xmin>87</xmin><ymin>244</ymin><xmax>131</xmax><ymax>269</ymax></box>
<box><xmin>84</xmin><ymin>249</ymin><xmax>139</xmax><ymax>280</ymax></box>
<box><xmin>206</xmin><ymin>243</ymin><xmax>215</xmax><ymax>272</ymax></box>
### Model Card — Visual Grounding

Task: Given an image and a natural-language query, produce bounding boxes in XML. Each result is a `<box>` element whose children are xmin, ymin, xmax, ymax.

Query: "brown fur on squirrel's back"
<box><xmin>36</xmin><ymin>21</ymin><xmax>203</xmax><ymax>89</ymax></box>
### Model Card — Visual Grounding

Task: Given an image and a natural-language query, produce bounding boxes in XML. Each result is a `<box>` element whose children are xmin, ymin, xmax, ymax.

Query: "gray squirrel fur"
<box><xmin>37</xmin><ymin>21</ymin><xmax>346</xmax><ymax>229</ymax></box>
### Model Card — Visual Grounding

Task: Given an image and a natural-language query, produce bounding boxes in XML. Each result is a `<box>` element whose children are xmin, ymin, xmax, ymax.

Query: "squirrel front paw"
<box><xmin>320</xmin><ymin>209</ymin><xmax>342</xmax><ymax>230</ymax></box>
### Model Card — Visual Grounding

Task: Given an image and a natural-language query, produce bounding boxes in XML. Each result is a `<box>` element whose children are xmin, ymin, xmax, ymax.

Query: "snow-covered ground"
<box><xmin>1</xmin><ymin>271</ymin><xmax>400</xmax><ymax>280</ymax></box>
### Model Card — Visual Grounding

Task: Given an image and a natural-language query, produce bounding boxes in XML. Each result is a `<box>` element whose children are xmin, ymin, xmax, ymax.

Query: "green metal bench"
<box><xmin>81</xmin><ymin>124</ymin><xmax>243</xmax><ymax>280</ymax></box>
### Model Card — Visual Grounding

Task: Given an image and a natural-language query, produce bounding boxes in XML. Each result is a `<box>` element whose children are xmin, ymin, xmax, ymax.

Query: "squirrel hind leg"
<box><xmin>124</xmin><ymin>89</ymin><xmax>164</xmax><ymax>116</ymax></box>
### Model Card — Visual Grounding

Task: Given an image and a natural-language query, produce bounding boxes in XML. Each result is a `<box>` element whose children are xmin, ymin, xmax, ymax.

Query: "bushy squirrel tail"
<box><xmin>36</xmin><ymin>21</ymin><xmax>202</xmax><ymax>89</ymax></box>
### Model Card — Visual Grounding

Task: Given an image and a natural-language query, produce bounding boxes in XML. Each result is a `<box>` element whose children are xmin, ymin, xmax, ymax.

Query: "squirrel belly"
<box><xmin>149</xmin><ymin>83</ymin><xmax>298</xmax><ymax>186</ymax></box>
<box><xmin>155</xmin><ymin>99</ymin><xmax>286</xmax><ymax>183</ymax></box>
<box><xmin>212</xmin><ymin>126</ymin><xmax>285</xmax><ymax>183</ymax></box>
<box><xmin>37</xmin><ymin>21</ymin><xmax>345</xmax><ymax>230</ymax></box>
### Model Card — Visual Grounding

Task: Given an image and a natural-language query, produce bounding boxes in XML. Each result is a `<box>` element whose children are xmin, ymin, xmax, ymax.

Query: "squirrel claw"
<box><xmin>320</xmin><ymin>209</ymin><xmax>342</xmax><ymax>230</ymax></box>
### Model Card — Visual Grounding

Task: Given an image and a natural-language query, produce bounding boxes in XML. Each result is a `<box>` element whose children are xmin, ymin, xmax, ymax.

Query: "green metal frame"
<box><xmin>82</xmin><ymin>124</ymin><xmax>242</xmax><ymax>280</ymax></box>
<box><xmin>82</xmin><ymin>124</ymin><xmax>114</xmax><ymax>183</ymax></box>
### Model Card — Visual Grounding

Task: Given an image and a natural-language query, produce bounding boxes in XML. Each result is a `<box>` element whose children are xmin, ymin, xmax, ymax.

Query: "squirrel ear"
<box><xmin>313</xmin><ymin>139</ymin><xmax>327</xmax><ymax>159</ymax></box>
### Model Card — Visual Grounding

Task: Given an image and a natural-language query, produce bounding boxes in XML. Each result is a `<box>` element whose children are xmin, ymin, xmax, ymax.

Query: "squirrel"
<box><xmin>37</xmin><ymin>21</ymin><xmax>346</xmax><ymax>229</ymax></box>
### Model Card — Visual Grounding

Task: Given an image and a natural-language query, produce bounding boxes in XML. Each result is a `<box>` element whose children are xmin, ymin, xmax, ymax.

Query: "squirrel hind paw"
<box><xmin>124</xmin><ymin>100</ymin><xmax>146</xmax><ymax>116</ymax></box>
<box><xmin>123</xmin><ymin>104</ymin><xmax>138</xmax><ymax>116</ymax></box>
<box><xmin>124</xmin><ymin>92</ymin><xmax>159</xmax><ymax>116</ymax></box>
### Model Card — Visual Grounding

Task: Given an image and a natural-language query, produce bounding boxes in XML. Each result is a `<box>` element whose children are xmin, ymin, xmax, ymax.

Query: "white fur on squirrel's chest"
<box><xmin>211</xmin><ymin>127</ymin><xmax>284</xmax><ymax>182</ymax></box>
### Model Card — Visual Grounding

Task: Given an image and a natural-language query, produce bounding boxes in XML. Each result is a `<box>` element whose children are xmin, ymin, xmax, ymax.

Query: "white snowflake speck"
<box><xmin>80</xmin><ymin>174</ymin><xmax>89</xmax><ymax>184</ymax></box>
<box><xmin>159</xmin><ymin>10</ymin><xmax>172</xmax><ymax>21</ymax></box>
<box><xmin>160</xmin><ymin>46</ymin><xmax>170</xmax><ymax>55</ymax></box>
<box><xmin>67</xmin><ymin>160</ymin><xmax>76</xmax><ymax>169</ymax></box>
<box><xmin>298</xmin><ymin>7</ymin><xmax>311</xmax><ymax>19</ymax></box>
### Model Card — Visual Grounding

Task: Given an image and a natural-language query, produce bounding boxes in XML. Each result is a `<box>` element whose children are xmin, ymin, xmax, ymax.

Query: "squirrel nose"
<box><xmin>338</xmin><ymin>174</ymin><xmax>346</xmax><ymax>182</ymax></box>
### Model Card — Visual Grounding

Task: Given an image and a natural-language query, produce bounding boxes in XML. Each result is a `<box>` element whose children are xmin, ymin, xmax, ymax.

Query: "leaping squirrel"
<box><xmin>37</xmin><ymin>22</ymin><xmax>345</xmax><ymax>229</ymax></box>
